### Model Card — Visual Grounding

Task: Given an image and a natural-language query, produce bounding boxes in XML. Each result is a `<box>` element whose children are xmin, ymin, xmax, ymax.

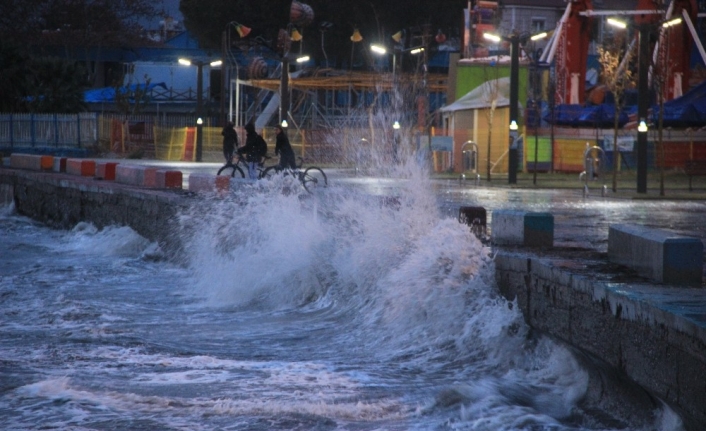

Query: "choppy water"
<box><xmin>0</xmin><ymin>161</ymin><xmax>687</xmax><ymax>430</ymax></box>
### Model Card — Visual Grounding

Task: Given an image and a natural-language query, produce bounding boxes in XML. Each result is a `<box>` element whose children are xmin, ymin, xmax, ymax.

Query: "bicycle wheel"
<box><xmin>217</xmin><ymin>164</ymin><xmax>245</xmax><ymax>178</ymax></box>
<box><xmin>260</xmin><ymin>166</ymin><xmax>279</xmax><ymax>180</ymax></box>
<box><xmin>302</xmin><ymin>167</ymin><xmax>327</xmax><ymax>193</ymax></box>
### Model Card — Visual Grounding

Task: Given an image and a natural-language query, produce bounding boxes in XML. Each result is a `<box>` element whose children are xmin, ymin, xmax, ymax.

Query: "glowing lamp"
<box><xmin>638</xmin><ymin>120</ymin><xmax>648</xmax><ymax>133</ymax></box>
<box><xmin>350</xmin><ymin>29</ymin><xmax>363</xmax><ymax>43</ymax></box>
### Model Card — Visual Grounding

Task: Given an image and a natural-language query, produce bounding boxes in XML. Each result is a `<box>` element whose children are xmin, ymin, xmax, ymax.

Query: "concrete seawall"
<box><xmin>0</xmin><ymin>167</ymin><xmax>191</xmax><ymax>259</ymax></box>
<box><xmin>495</xmin><ymin>248</ymin><xmax>706</xmax><ymax>431</ymax></box>
<box><xmin>2</xmin><ymin>165</ymin><xmax>706</xmax><ymax>430</ymax></box>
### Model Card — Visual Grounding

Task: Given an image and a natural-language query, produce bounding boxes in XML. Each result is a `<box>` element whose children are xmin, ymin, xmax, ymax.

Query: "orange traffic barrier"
<box><xmin>66</xmin><ymin>159</ymin><xmax>96</xmax><ymax>177</ymax></box>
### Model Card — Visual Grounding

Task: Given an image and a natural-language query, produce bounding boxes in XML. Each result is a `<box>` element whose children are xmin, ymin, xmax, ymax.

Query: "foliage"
<box><xmin>598</xmin><ymin>45</ymin><xmax>634</xmax><ymax>191</ymax></box>
<box><xmin>24</xmin><ymin>57</ymin><xmax>88</xmax><ymax>113</ymax></box>
<box><xmin>0</xmin><ymin>41</ymin><xmax>88</xmax><ymax>113</ymax></box>
<box><xmin>0</xmin><ymin>0</ymin><xmax>158</xmax><ymax>48</ymax></box>
<box><xmin>598</xmin><ymin>46</ymin><xmax>634</xmax><ymax>106</ymax></box>
<box><xmin>0</xmin><ymin>41</ymin><xmax>30</xmax><ymax>112</ymax></box>
<box><xmin>114</xmin><ymin>75</ymin><xmax>153</xmax><ymax>116</ymax></box>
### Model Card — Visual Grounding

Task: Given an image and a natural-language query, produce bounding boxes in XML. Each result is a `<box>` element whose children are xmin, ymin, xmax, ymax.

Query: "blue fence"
<box><xmin>0</xmin><ymin>113</ymin><xmax>98</xmax><ymax>156</ymax></box>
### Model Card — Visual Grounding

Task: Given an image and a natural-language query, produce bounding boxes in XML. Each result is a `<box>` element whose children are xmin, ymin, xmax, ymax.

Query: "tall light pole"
<box><xmin>179</xmin><ymin>58</ymin><xmax>222</xmax><ymax>162</ymax></box>
<box><xmin>280</xmin><ymin>56</ymin><xmax>289</xmax><ymax>126</ymax></box>
<box><xmin>484</xmin><ymin>31</ymin><xmax>547</xmax><ymax>184</ymax></box>
<box><xmin>636</xmin><ymin>23</ymin><xmax>650</xmax><ymax>193</ymax></box>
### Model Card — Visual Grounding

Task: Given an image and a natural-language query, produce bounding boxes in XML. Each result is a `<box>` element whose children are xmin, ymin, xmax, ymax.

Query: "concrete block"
<box><xmin>189</xmin><ymin>173</ymin><xmax>231</xmax><ymax>194</ymax></box>
<box><xmin>229</xmin><ymin>178</ymin><xmax>257</xmax><ymax>191</ymax></box>
<box><xmin>156</xmin><ymin>170</ymin><xmax>182</xmax><ymax>189</ymax></box>
<box><xmin>10</xmin><ymin>154</ymin><xmax>53</xmax><ymax>171</ymax></box>
<box><xmin>608</xmin><ymin>224</ymin><xmax>703</xmax><ymax>286</ymax></box>
<box><xmin>459</xmin><ymin>206</ymin><xmax>486</xmax><ymax>237</ymax></box>
<box><xmin>142</xmin><ymin>167</ymin><xmax>160</xmax><ymax>188</ymax></box>
<box><xmin>491</xmin><ymin>210</ymin><xmax>554</xmax><ymax>247</ymax></box>
<box><xmin>53</xmin><ymin>157</ymin><xmax>67</xmax><ymax>173</ymax></box>
<box><xmin>39</xmin><ymin>155</ymin><xmax>53</xmax><ymax>170</ymax></box>
<box><xmin>9</xmin><ymin>154</ymin><xmax>33</xmax><ymax>170</ymax></box>
<box><xmin>66</xmin><ymin>158</ymin><xmax>96</xmax><ymax>177</ymax></box>
<box><xmin>115</xmin><ymin>164</ymin><xmax>145</xmax><ymax>187</ymax></box>
<box><xmin>95</xmin><ymin>162</ymin><xmax>118</xmax><ymax>180</ymax></box>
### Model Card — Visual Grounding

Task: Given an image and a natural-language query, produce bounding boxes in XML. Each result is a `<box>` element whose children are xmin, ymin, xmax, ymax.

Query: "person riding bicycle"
<box><xmin>274</xmin><ymin>125</ymin><xmax>297</xmax><ymax>171</ymax></box>
<box><xmin>237</xmin><ymin>123</ymin><xmax>267</xmax><ymax>179</ymax></box>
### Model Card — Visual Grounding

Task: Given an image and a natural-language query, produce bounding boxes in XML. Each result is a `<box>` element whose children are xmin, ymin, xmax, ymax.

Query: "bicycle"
<box><xmin>217</xmin><ymin>154</ymin><xmax>270</xmax><ymax>179</ymax></box>
<box><xmin>261</xmin><ymin>157</ymin><xmax>327</xmax><ymax>193</ymax></box>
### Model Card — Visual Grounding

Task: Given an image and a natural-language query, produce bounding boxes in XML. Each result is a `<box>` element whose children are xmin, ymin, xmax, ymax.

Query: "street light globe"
<box><xmin>483</xmin><ymin>33</ymin><xmax>502</xmax><ymax>43</ymax></box>
<box><xmin>607</xmin><ymin>18</ymin><xmax>627</xmax><ymax>29</ymax></box>
<box><xmin>638</xmin><ymin>120</ymin><xmax>648</xmax><ymax>133</ymax></box>
<box><xmin>662</xmin><ymin>17</ymin><xmax>682</xmax><ymax>28</ymax></box>
<box><xmin>371</xmin><ymin>44</ymin><xmax>387</xmax><ymax>55</ymax></box>
<box><xmin>393</xmin><ymin>121</ymin><xmax>400</xmax><ymax>130</ymax></box>
<box><xmin>281</xmin><ymin>120</ymin><xmax>288</xmax><ymax>128</ymax></box>
<box><xmin>509</xmin><ymin>120</ymin><xmax>519</xmax><ymax>131</ymax></box>
<box><xmin>196</xmin><ymin>118</ymin><xmax>203</xmax><ymax>125</ymax></box>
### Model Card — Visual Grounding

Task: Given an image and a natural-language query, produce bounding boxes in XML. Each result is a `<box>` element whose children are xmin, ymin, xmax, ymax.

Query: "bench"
<box><xmin>685</xmin><ymin>160</ymin><xmax>706</xmax><ymax>191</ymax></box>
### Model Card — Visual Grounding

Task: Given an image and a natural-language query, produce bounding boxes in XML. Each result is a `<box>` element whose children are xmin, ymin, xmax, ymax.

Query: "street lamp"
<box><xmin>196</xmin><ymin>117</ymin><xmax>203</xmax><ymax>162</ymax></box>
<box><xmin>484</xmin><ymin>30</ymin><xmax>547</xmax><ymax>184</ymax></box>
<box><xmin>280</xmin><ymin>53</ymin><xmax>310</xmax><ymax>126</ymax></box>
<box><xmin>370</xmin><ymin>43</ymin><xmax>424</xmax><ymax>76</ymax></box>
<box><xmin>179</xmin><ymin>57</ymin><xmax>222</xmax><ymax>161</ymax></box>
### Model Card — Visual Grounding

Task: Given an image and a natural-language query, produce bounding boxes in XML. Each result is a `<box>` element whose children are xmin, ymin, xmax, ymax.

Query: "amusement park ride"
<box><xmin>471</xmin><ymin>0</ymin><xmax>704</xmax><ymax>104</ymax></box>
<box><xmin>540</xmin><ymin>0</ymin><xmax>704</xmax><ymax>105</ymax></box>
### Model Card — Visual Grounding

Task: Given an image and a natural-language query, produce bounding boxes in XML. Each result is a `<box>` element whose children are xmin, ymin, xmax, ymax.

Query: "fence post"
<box><xmin>77</xmin><ymin>113</ymin><xmax>81</xmax><ymax>148</ymax></box>
<box><xmin>9</xmin><ymin>114</ymin><xmax>14</xmax><ymax>149</ymax></box>
<box><xmin>55</xmin><ymin>114</ymin><xmax>60</xmax><ymax>147</ymax></box>
<box><xmin>31</xmin><ymin>114</ymin><xmax>36</xmax><ymax>147</ymax></box>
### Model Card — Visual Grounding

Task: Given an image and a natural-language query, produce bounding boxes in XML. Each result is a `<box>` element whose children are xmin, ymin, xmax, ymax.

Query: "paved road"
<box><xmin>98</xmin><ymin>159</ymin><xmax>706</xmax><ymax>253</ymax></box>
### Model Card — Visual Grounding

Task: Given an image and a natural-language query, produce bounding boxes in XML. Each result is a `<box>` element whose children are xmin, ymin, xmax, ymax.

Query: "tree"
<box><xmin>0</xmin><ymin>41</ymin><xmax>31</xmax><ymax>112</ymax></box>
<box><xmin>0</xmin><ymin>41</ymin><xmax>87</xmax><ymax>113</ymax></box>
<box><xmin>598</xmin><ymin>45</ymin><xmax>634</xmax><ymax>192</ymax></box>
<box><xmin>0</xmin><ymin>0</ymin><xmax>159</xmax><ymax>86</ymax></box>
<box><xmin>25</xmin><ymin>57</ymin><xmax>88</xmax><ymax>113</ymax></box>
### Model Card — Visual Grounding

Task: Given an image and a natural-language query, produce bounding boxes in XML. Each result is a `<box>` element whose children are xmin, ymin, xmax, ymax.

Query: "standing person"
<box><xmin>237</xmin><ymin>123</ymin><xmax>267</xmax><ymax>179</ymax></box>
<box><xmin>274</xmin><ymin>125</ymin><xmax>297</xmax><ymax>171</ymax></box>
<box><xmin>221</xmin><ymin>121</ymin><xmax>238</xmax><ymax>165</ymax></box>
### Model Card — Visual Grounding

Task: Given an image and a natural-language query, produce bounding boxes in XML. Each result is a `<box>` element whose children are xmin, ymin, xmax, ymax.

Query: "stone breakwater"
<box><xmin>0</xmin><ymin>154</ymin><xmax>253</xmax><ymax>258</ymax></box>
<box><xmin>493</xmin><ymin>249</ymin><xmax>706</xmax><ymax>431</ymax></box>
<box><xmin>0</xmin><ymin>167</ymin><xmax>190</xmax><ymax>259</ymax></box>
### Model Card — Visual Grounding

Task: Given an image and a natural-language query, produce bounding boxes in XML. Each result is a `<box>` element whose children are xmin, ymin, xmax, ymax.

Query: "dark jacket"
<box><xmin>221</xmin><ymin>124</ymin><xmax>238</xmax><ymax>150</ymax></box>
<box><xmin>275</xmin><ymin>130</ymin><xmax>297</xmax><ymax>169</ymax></box>
<box><xmin>237</xmin><ymin>125</ymin><xmax>267</xmax><ymax>163</ymax></box>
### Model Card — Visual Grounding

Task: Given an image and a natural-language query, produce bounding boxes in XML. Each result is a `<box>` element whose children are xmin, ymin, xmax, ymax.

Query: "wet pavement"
<box><xmin>45</xmin><ymin>159</ymin><xmax>706</xmax><ymax>253</ymax></box>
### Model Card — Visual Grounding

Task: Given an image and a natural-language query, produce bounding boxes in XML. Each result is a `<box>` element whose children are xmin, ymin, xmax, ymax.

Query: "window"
<box><xmin>531</xmin><ymin>18</ymin><xmax>545</xmax><ymax>33</ymax></box>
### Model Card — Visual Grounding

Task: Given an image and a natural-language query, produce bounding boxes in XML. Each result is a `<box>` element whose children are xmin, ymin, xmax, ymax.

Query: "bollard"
<box><xmin>95</xmin><ymin>162</ymin><xmax>119</xmax><ymax>181</ymax></box>
<box><xmin>491</xmin><ymin>210</ymin><xmax>554</xmax><ymax>248</ymax></box>
<box><xmin>608</xmin><ymin>224</ymin><xmax>703</xmax><ymax>286</ymax></box>
<box><xmin>458</xmin><ymin>206</ymin><xmax>487</xmax><ymax>238</ymax></box>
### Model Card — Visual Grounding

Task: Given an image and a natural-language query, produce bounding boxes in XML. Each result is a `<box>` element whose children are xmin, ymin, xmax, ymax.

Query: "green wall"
<box><xmin>455</xmin><ymin>62</ymin><xmax>529</xmax><ymax>126</ymax></box>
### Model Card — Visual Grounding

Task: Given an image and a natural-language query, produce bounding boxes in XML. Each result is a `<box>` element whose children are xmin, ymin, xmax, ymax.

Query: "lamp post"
<box><xmin>484</xmin><ymin>31</ymin><xmax>547</xmax><ymax>184</ymax></box>
<box><xmin>393</xmin><ymin>120</ymin><xmax>401</xmax><ymax>163</ymax></box>
<box><xmin>179</xmin><ymin>57</ymin><xmax>222</xmax><ymax>162</ymax></box>
<box><xmin>196</xmin><ymin>117</ymin><xmax>203</xmax><ymax>162</ymax></box>
<box><xmin>636</xmin><ymin>23</ymin><xmax>650</xmax><ymax>193</ymax></box>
